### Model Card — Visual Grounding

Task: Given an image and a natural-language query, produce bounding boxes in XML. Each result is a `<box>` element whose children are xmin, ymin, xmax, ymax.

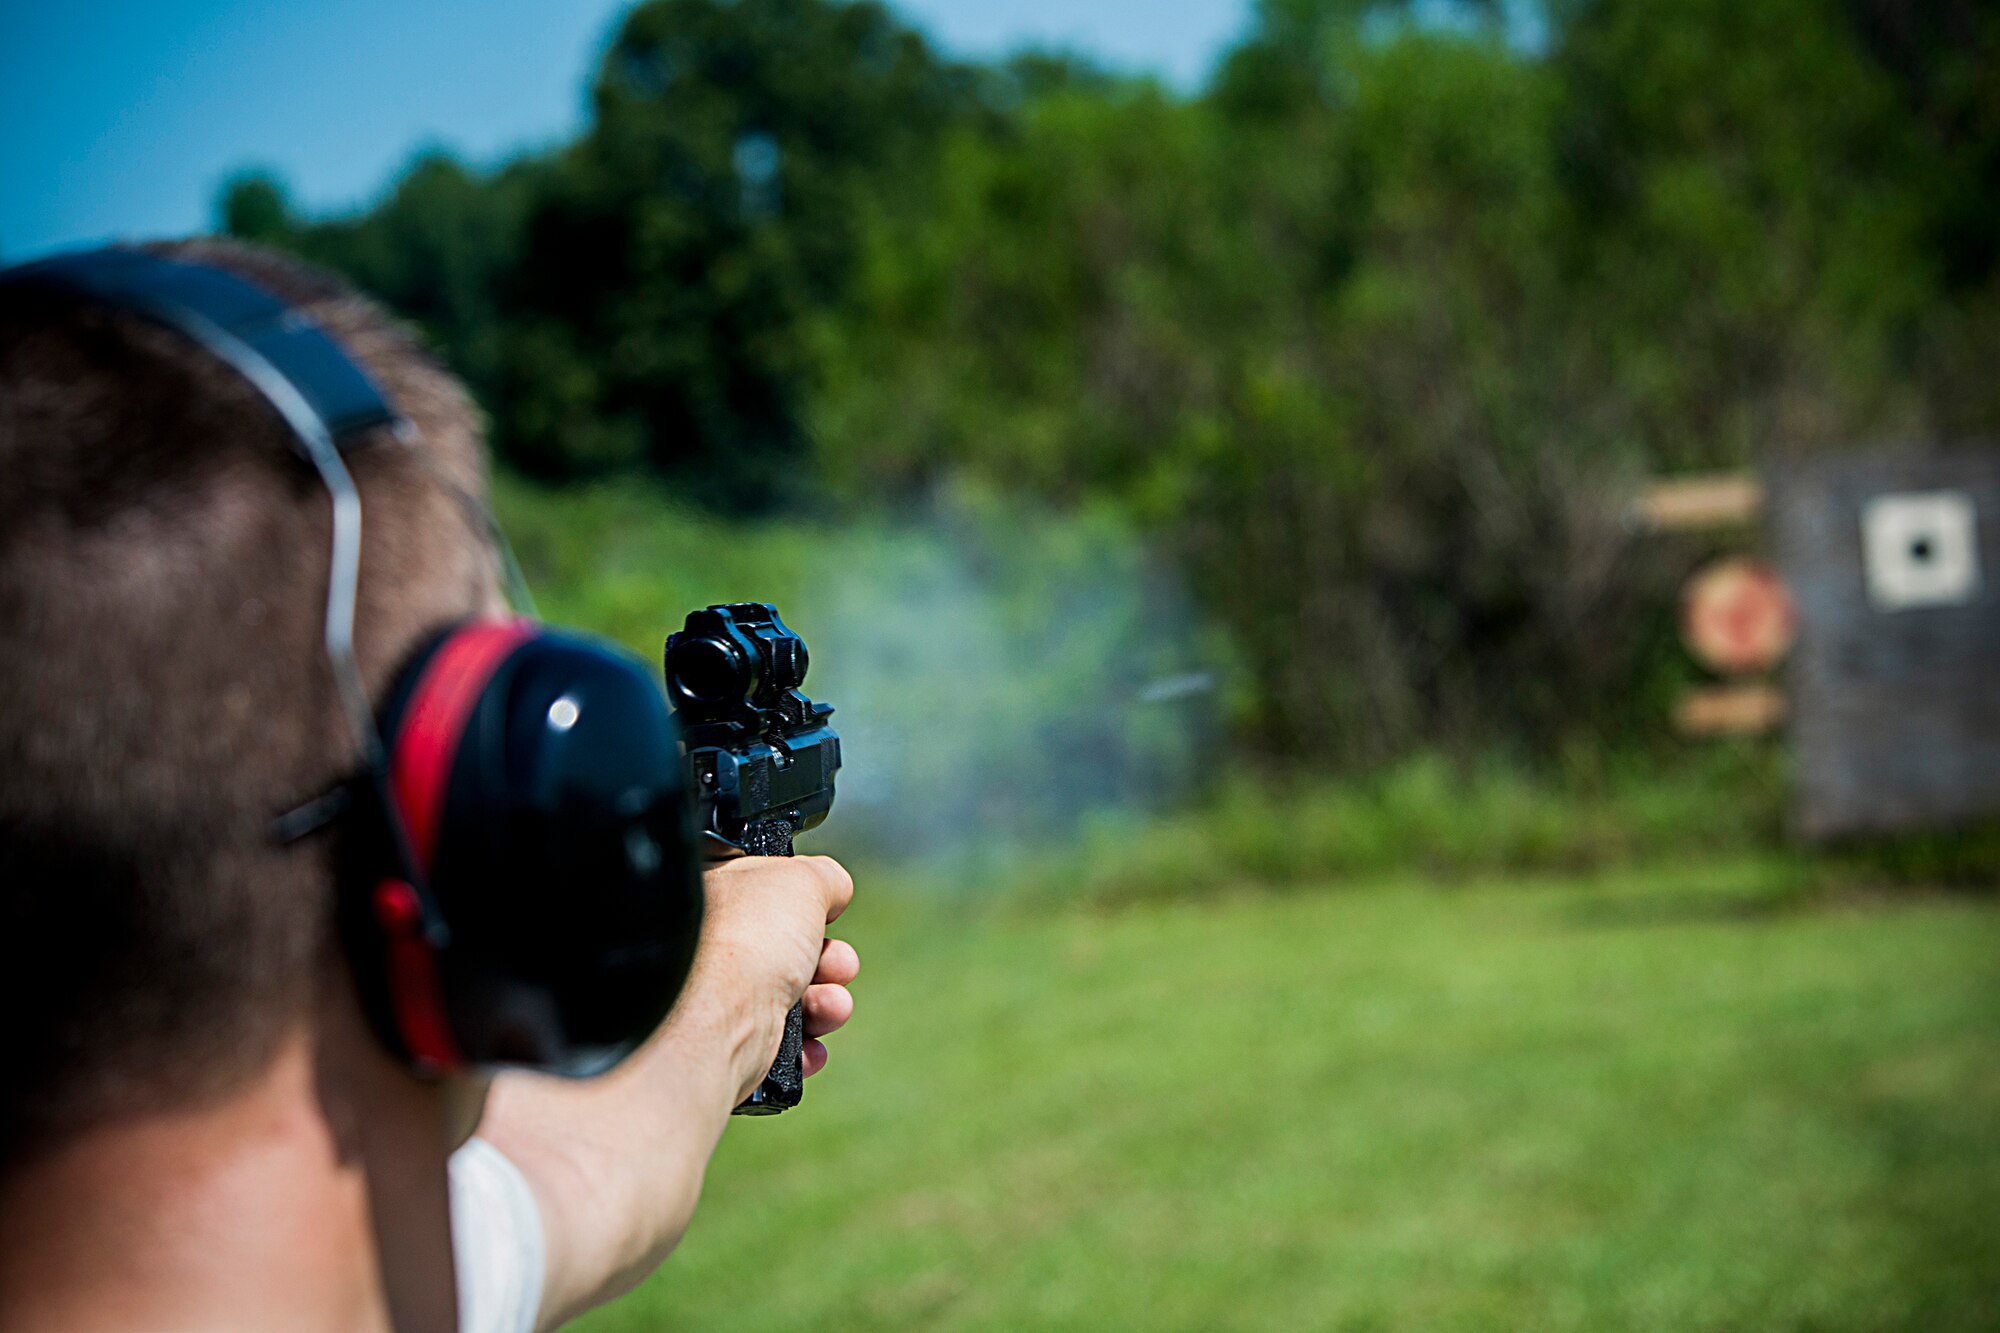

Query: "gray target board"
<box><xmin>1772</xmin><ymin>449</ymin><xmax>2000</xmax><ymax>840</ymax></box>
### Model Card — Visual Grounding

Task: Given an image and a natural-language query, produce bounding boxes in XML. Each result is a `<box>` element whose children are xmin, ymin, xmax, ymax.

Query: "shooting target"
<box><xmin>1679</xmin><ymin>557</ymin><xmax>1796</xmax><ymax>676</ymax></box>
<box><xmin>1861</xmin><ymin>490</ymin><xmax>1980</xmax><ymax>611</ymax></box>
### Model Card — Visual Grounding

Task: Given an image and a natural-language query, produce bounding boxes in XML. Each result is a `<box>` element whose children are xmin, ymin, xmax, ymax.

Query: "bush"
<box><xmin>1006</xmin><ymin>746</ymin><xmax>1792</xmax><ymax>905</ymax></box>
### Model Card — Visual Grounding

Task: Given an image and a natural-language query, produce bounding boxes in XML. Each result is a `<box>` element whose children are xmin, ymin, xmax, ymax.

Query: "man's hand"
<box><xmin>476</xmin><ymin>854</ymin><xmax>858</xmax><ymax>1330</ymax></box>
<box><xmin>698</xmin><ymin>854</ymin><xmax>858</xmax><ymax>1100</ymax></box>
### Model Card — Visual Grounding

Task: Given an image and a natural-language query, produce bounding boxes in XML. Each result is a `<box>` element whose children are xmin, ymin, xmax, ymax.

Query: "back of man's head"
<box><xmin>0</xmin><ymin>240</ymin><xmax>497</xmax><ymax>1166</ymax></box>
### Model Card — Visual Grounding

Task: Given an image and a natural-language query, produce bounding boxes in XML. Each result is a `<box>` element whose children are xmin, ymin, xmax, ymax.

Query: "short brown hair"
<box><xmin>0</xmin><ymin>240</ymin><xmax>498</xmax><ymax>1164</ymax></box>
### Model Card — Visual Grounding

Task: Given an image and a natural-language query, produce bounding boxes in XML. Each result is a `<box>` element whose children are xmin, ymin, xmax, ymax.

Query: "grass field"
<box><xmin>504</xmin><ymin>482</ymin><xmax>2000</xmax><ymax>1329</ymax></box>
<box><xmin>574</xmin><ymin>857</ymin><xmax>2000</xmax><ymax>1331</ymax></box>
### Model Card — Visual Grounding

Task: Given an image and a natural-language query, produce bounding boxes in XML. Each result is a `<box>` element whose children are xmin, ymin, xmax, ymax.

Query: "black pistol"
<box><xmin>664</xmin><ymin>603</ymin><xmax>841</xmax><ymax>1115</ymax></box>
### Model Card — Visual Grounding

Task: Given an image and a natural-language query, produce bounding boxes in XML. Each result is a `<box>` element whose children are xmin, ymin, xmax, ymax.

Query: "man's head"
<box><xmin>0</xmin><ymin>240</ymin><xmax>501</xmax><ymax>1165</ymax></box>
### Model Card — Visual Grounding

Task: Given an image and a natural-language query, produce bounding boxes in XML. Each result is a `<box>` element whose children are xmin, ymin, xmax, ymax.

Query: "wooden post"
<box><xmin>1633</xmin><ymin>473</ymin><xmax>1765</xmax><ymax>533</ymax></box>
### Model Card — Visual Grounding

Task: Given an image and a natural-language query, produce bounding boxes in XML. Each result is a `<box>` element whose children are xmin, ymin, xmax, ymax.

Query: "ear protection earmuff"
<box><xmin>0</xmin><ymin>247</ymin><xmax>704</xmax><ymax>1078</ymax></box>
<box><xmin>355</xmin><ymin>619</ymin><xmax>702</xmax><ymax>1075</ymax></box>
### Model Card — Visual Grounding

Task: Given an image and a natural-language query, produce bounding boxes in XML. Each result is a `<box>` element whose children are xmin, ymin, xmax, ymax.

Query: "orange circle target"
<box><xmin>1679</xmin><ymin>558</ymin><xmax>1796</xmax><ymax>675</ymax></box>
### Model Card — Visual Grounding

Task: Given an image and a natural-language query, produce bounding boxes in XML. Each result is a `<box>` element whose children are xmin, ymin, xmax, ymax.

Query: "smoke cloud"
<box><xmin>792</xmin><ymin>493</ymin><xmax>1223</xmax><ymax>877</ymax></box>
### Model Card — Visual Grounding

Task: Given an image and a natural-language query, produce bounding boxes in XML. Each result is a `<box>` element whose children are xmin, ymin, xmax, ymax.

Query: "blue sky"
<box><xmin>0</xmin><ymin>0</ymin><xmax>1253</xmax><ymax>261</ymax></box>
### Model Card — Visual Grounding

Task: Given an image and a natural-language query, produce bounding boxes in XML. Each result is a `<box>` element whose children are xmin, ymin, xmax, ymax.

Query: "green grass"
<box><xmin>1015</xmin><ymin>753</ymin><xmax>2000</xmax><ymax>907</ymax></box>
<box><xmin>574</xmin><ymin>860</ymin><xmax>2000</xmax><ymax>1331</ymax></box>
<box><xmin>1016</xmin><ymin>747</ymin><xmax>1792</xmax><ymax>905</ymax></box>
<box><xmin>492</xmin><ymin>474</ymin><xmax>828</xmax><ymax>654</ymax></box>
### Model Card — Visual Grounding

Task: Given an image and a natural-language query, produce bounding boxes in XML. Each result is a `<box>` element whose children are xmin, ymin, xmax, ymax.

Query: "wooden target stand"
<box><xmin>1634</xmin><ymin>473</ymin><xmax>1791</xmax><ymax>735</ymax></box>
<box><xmin>1642</xmin><ymin>454</ymin><xmax>1999</xmax><ymax>839</ymax></box>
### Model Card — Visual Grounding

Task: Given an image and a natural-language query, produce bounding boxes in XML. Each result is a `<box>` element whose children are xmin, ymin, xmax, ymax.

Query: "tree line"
<box><xmin>225</xmin><ymin>0</ymin><xmax>2000</xmax><ymax>766</ymax></box>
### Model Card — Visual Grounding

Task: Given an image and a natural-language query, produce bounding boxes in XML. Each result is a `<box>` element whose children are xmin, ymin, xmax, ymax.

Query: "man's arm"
<box><xmin>475</xmin><ymin>854</ymin><xmax>857</xmax><ymax>1330</ymax></box>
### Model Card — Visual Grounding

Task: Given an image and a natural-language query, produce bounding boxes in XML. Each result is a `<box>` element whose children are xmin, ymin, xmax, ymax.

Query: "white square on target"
<box><xmin>1861</xmin><ymin>490</ymin><xmax>1981</xmax><ymax>611</ymax></box>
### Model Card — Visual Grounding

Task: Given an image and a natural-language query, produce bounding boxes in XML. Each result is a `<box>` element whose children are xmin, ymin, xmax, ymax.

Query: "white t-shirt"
<box><xmin>448</xmin><ymin>1136</ymin><xmax>547</xmax><ymax>1333</ymax></box>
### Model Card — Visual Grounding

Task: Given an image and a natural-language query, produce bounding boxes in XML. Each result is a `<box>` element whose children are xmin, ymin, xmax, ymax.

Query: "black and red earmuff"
<box><xmin>348</xmin><ymin>619</ymin><xmax>704</xmax><ymax>1077</ymax></box>
<box><xmin>0</xmin><ymin>249</ymin><xmax>705</xmax><ymax>1081</ymax></box>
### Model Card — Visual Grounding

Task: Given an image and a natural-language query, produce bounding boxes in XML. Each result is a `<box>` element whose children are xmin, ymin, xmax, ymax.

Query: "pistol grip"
<box><xmin>731</xmin><ymin>816</ymin><xmax>805</xmax><ymax>1116</ymax></box>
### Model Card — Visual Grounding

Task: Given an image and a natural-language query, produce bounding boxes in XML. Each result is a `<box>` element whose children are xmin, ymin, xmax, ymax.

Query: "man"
<box><xmin>0</xmin><ymin>238</ymin><xmax>859</xmax><ymax>1331</ymax></box>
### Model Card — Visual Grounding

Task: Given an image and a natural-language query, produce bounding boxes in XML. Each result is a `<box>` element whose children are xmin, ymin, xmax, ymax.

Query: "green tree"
<box><xmin>812</xmin><ymin>0</ymin><xmax>2000</xmax><ymax>764</ymax></box>
<box><xmin>218</xmin><ymin>152</ymin><xmax>542</xmax><ymax>404</ymax></box>
<box><xmin>815</xmin><ymin>15</ymin><xmax>1657</xmax><ymax>763</ymax></box>
<box><xmin>490</xmin><ymin>0</ymin><xmax>977</xmax><ymax>503</ymax></box>
<box><xmin>217</xmin><ymin>0</ymin><xmax>2000</xmax><ymax>770</ymax></box>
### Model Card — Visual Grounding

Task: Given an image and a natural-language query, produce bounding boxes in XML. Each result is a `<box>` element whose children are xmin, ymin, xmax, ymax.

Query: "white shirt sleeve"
<box><xmin>449</xmin><ymin>1135</ymin><xmax>548</xmax><ymax>1333</ymax></box>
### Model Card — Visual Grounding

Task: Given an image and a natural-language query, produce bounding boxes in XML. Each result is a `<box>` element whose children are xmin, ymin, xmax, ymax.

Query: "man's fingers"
<box><xmin>814</xmin><ymin>938</ymin><xmax>860</xmax><ymax>987</ymax></box>
<box><xmin>705</xmin><ymin>854</ymin><xmax>852</xmax><ymax>923</ymax></box>
<box><xmin>801</xmin><ymin>982</ymin><xmax>853</xmax><ymax>1038</ymax></box>
<box><xmin>801</xmin><ymin>855</ymin><xmax>854</xmax><ymax>922</ymax></box>
<box><xmin>802</xmin><ymin>1038</ymin><xmax>829</xmax><ymax>1078</ymax></box>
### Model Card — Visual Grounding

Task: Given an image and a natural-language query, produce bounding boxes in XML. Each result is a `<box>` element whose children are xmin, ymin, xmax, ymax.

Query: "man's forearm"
<box><xmin>474</xmin><ymin>854</ymin><xmax>851</xmax><ymax>1330</ymax></box>
<box><xmin>476</xmin><ymin>974</ymin><xmax>764</xmax><ymax>1330</ymax></box>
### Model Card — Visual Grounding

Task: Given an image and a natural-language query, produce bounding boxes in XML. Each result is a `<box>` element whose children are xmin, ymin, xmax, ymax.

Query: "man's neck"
<box><xmin>0</xmin><ymin>1021</ymin><xmax>459</xmax><ymax>1333</ymax></box>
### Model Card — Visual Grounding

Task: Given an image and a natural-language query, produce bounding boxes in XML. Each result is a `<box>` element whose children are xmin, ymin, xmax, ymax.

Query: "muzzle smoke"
<box><xmin>790</xmin><ymin>494</ymin><xmax>1222</xmax><ymax>876</ymax></box>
